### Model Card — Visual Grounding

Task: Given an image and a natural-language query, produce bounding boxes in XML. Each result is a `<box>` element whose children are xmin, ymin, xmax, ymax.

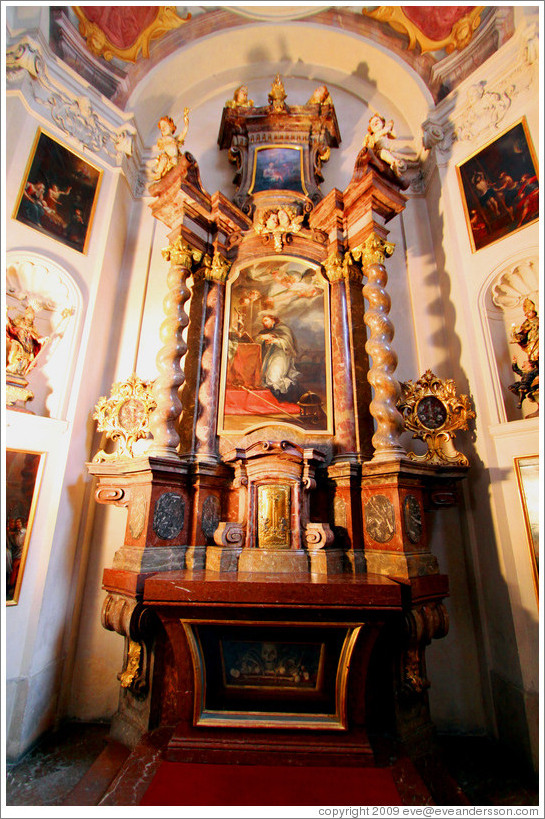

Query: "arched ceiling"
<box><xmin>42</xmin><ymin>5</ymin><xmax>514</xmax><ymax>160</ymax></box>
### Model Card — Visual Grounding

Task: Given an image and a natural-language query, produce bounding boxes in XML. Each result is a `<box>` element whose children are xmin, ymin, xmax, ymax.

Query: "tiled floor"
<box><xmin>5</xmin><ymin>722</ymin><xmax>540</xmax><ymax>808</ymax></box>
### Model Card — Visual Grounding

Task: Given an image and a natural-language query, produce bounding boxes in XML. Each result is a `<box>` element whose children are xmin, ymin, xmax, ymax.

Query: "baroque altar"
<box><xmin>89</xmin><ymin>78</ymin><xmax>467</xmax><ymax>766</ymax></box>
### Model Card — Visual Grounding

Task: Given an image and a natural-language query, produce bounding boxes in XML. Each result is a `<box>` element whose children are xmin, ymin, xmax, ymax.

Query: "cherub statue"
<box><xmin>152</xmin><ymin>108</ymin><xmax>190</xmax><ymax>180</ymax></box>
<box><xmin>363</xmin><ymin>113</ymin><xmax>407</xmax><ymax>177</ymax></box>
<box><xmin>6</xmin><ymin>305</ymin><xmax>49</xmax><ymax>376</ymax></box>
<box><xmin>225</xmin><ymin>85</ymin><xmax>254</xmax><ymax>109</ymax></box>
<box><xmin>307</xmin><ymin>85</ymin><xmax>332</xmax><ymax>106</ymax></box>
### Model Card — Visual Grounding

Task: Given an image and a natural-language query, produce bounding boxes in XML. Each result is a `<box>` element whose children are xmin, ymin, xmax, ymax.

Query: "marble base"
<box><xmin>364</xmin><ymin>550</ymin><xmax>439</xmax><ymax>580</ymax></box>
<box><xmin>309</xmin><ymin>548</ymin><xmax>345</xmax><ymax>575</ymax></box>
<box><xmin>237</xmin><ymin>548</ymin><xmax>310</xmax><ymax>574</ymax></box>
<box><xmin>112</xmin><ymin>545</ymin><xmax>188</xmax><ymax>572</ymax></box>
<box><xmin>205</xmin><ymin>545</ymin><xmax>241</xmax><ymax>572</ymax></box>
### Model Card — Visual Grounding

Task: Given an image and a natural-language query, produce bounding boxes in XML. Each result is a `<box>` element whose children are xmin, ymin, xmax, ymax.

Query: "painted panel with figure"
<box><xmin>456</xmin><ymin>118</ymin><xmax>538</xmax><ymax>252</ymax></box>
<box><xmin>6</xmin><ymin>449</ymin><xmax>45</xmax><ymax>605</ymax></box>
<box><xmin>219</xmin><ymin>257</ymin><xmax>332</xmax><ymax>434</ymax></box>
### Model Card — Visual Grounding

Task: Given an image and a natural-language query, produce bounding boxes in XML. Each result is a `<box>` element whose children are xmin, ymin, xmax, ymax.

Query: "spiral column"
<box><xmin>148</xmin><ymin>236</ymin><xmax>202</xmax><ymax>458</ymax></box>
<box><xmin>358</xmin><ymin>234</ymin><xmax>406</xmax><ymax>462</ymax></box>
<box><xmin>194</xmin><ymin>251</ymin><xmax>231</xmax><ymax>462</ymax></box>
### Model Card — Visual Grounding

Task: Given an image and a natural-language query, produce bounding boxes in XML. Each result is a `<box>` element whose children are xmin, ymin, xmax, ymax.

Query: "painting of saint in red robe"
<box><xmin>220</xmin><ymin>258</ymin><xmax>332</xmax><ymax>434</ymax></box>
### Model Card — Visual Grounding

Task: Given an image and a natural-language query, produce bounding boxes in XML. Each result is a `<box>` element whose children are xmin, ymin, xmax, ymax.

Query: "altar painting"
<box><xmin>251</xmin><ymin>146</ymin><xmax>306</xmax><ymax>194</ymax></box>
<box><xmin>219</xmin><ymin>258</ymin><xmax>332</xmax><ymax>434</ymax></box>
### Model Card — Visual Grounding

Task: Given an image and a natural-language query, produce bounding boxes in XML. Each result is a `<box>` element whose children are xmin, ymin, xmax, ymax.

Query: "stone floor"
<box><xmin>4</xmin><ymin>722</ymin><xmax>540</xmax><ymax>808</ymax></box>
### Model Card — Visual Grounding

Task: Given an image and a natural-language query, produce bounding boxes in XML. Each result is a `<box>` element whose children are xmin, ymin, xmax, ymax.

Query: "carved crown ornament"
<box><xmin>92</xmin><ymin>373</ymin><xmax>157</xmax><ymax>463</ymax></box>
<box><xmin>397</xmin><ymin>370</ymin><xmax>475</xmax><ymax>467</ymax></box>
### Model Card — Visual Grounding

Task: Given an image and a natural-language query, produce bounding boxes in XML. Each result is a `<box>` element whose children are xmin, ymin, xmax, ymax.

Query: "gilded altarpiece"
<box><xmin>89</xmin><ymin>78</ymin><xmax>467</xmax><ymax>768</ymax></box>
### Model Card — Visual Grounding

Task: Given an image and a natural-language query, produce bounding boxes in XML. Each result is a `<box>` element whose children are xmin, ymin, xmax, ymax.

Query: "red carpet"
<box><xmin>140</xmin><ymin>762</ymin><xmax>403</xmax><ymax>806</ymax></box>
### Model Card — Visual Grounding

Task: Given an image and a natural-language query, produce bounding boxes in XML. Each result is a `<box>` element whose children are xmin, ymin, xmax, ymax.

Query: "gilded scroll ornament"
<box><xmin>398</xmin><ymin>370</ymin><xmax>475</xmax><ymax>466</ymax></box>
<box><xmin>119</xmin><ymin>640</ymin><xmax>142</xmax><ymax>688</ymax></box>
<box><xmin>362</xmin><ymin>7</ymin><xmax>484</xmax><ymax>54</ymax></box>
<box><xmin>92</xmin><ymin>373</ymin><xmax>156</xmax><ymax>462</ymax></box>
<box><xmin>254</xmin><ymin>206</ymin><xmax>304</xmax><ymax>252</ymax></box>
<box><xmin>73</xmin><ymin>6</ymin><xmax>191</xmax><ymax>63</ymax></box>
<box><xmin>353</xmin><ymin>234</ymin><xmax>396</xmax><ymax>269</ymax></box>
<box><xmin>152</xmin><ymin>109</ymin><xmax>190</xmax><ymax>180</ymax></box>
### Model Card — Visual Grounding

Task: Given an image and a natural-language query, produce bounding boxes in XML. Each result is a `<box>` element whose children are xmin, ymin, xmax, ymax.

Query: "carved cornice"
<box><xmin>6</xmin><ymin>34</ymin><xmax>138</xmax><ymax>175</ymax></box>
<box><xmin>421</xmin><ymin>17</ymin><xmax>538</xmax><ymax>167</ymax></box>
<box><xmin>353</xmin><ymin>235</ymin><xmax>396</xmax><ymax>269</ymax></box>
<box><xmin>161</xmin><ymin>237</ymin><xmax>203</xmax><ymax>269</ymax></box>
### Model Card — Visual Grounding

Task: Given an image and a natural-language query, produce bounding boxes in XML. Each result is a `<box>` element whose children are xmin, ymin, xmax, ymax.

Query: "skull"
<box><xmin>261</xmin><ymin>642</ymin><xmax>278</xmax><ymax>672</ymax></box>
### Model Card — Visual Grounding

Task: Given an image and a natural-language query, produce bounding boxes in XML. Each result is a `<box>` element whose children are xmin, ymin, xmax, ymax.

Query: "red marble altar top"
<box><xmin>141</xmin><ymin>570</ymin><xmax>405</xmax><ymax>609</ymax></box>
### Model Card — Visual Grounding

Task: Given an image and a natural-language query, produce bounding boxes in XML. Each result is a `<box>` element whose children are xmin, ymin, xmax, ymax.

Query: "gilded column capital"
<box><xmin>323</xmin><ymin>252</ymin><xmax>345</xmax><ymax>283</ymax></box>
<box><xmin>353</xmin><ymin>234</ymin><xmax>396</xmax><ymax>269</ymax></box>
<box><xmin>323</xmin><ymin>251</ymin><xmax>364</xmax><ymax>285</ymax></box>
<box><xmin>202</xmin><ymin>250</ymin><xmax>231</xmax><ymax>283</ymax></box>
<box><xmin>161</xmin><ymin>237</ymin><xmax>203</xmax><ymax>269</ymax></box>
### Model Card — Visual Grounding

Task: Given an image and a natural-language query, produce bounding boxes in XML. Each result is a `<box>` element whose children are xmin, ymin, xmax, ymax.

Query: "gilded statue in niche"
<box><xmin>6</xmin><ymin>305</ymin><xmax>50</xmax><ymax>376</ymax></box>
<box><xmin>152</xmin><ymin>109</ymin><xmax>190</xmax><ymax>180</ymax></box>
<box><xmin>508</xmin><ymin>298</ymin><xmax>539</xmax><ymax>414</ymax></box>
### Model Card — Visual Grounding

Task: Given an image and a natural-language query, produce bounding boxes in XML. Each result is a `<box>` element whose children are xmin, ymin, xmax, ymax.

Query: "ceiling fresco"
<box><xmin>48</xmin><ymin>6</ymin><xmax>513</xmax><ymax>106</ymax></box>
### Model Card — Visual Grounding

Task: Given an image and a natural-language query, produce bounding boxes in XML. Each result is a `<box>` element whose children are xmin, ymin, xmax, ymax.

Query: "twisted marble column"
<box><xmin>357</xmin><ymin>234</ymin><xmax>406</xmax><ymax>462</ymax></box>
<box><xmin>148</xmin><ymin>237</ymin><xmax>202</xmax><ymax>458</ymax></box>
<box><xmin>194</xmin><ymin>251</ymin><xmax>231</xmax><ymax>462</ymax></box>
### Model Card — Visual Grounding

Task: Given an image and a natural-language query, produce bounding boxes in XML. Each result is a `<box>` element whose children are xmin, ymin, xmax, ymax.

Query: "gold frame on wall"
<box><xmin>6</xmin><ymin>449</ymin><xmax>46</xmax><ymax>606</ymax></box>
<box><xmin>455</xmin><ymin>117</ymin><xmax>539</xmax><ymax>254</ymax></box>
<box><xmin>13</xmin><ymin>128</ymin><xmax>103</xmax><ymax>255</ymax></box>
<box><xmin>514</xmin><ymin>454</ymin><xmax>539</xmax><ymax>599</ymax></box>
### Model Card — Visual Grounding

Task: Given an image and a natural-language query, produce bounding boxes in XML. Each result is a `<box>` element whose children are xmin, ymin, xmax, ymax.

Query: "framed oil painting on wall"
<box><xmin>218</xmin><ymin>257</ymin><xmax>333</xmax><ymax>435</ymax></box>
<box><xmin>250</xmin><ymin>146</ymin><xmax>306</xmax><ymax>195</ymax></box>
<box><xmin>514</xmin><ymin>454</ymin><xmax>539</xmax><ymax>598</ymax></box>
<box><xmin>456</xmin><ymin>118</ymin><xmax>538</xmax><ymax>252</ymax></box>
<box><xmin>6</xmin><ymin>449</ymin><xmax>45</xmax><ymax>605</ymax></box>
<box><xmin>13</xmin><ymin>128</ymin><xmax>102</xmax><ymax>254</ymax></box>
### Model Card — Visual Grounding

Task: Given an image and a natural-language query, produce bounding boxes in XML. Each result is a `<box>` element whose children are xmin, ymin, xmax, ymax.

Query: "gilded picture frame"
<box><xmin>6</xmin><ymin>449</ymin><xmax>46</xmax><ymax>606</ymax></box>
<box><xmin>514</xmin><ymin>454</ymin><xmax>539</xmax><ymax>598</ymax></box>
<box><xmin>249</xmin><ymin>145</ymin><xmax>307</xmax><ymax>195</ymax></box>
<box><xmin>218</xmin><ymin>256</ymin><xmax>333</xmax><ymax>436</ymax></box>
<box><xmin>13</xmin><ymin>128</ymin><xmax>103</xmax><ymax>254</ymax></box>
<box><xmin>456</xmin><ymin>118</ymin><xmax>538</xmax><ymax>252</ymax></box>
